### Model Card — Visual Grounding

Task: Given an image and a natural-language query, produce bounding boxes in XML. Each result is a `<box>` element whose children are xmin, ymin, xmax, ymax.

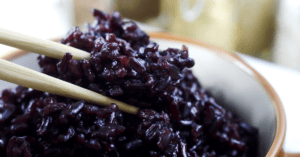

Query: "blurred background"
<box><xmin>0</xmin><ymin>0</ymin><xmax>299</xmax><ymax>71</ymax></box>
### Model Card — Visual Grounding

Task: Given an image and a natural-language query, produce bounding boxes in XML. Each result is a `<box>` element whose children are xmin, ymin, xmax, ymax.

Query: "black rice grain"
<box><xmin>0</xmin><ymin>9</ymin><xmax>258</xmax><ymax>157</ymax></box>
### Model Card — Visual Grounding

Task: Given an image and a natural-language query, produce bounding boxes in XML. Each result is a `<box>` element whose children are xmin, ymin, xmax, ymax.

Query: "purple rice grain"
<box><xmin>0</xmin><ymin>9</ymin><xmax>258</xmax><ymax>157</ymax></box>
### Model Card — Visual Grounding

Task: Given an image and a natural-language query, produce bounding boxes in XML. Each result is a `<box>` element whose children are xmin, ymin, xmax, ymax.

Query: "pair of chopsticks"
<box><xmin>0</xmin><ymin>28</ymin><xmax>139</xmax><ymax>114</ymax></box>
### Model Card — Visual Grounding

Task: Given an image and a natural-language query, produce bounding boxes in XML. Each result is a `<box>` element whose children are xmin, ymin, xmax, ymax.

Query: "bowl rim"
<box><xmin>149</xmin><ymin>32</ymin><xmax>286</xmax><ymax>157</ymax></box>
<box><xmin>0</xmin><ymin>32</ymin><xmax>286</xmax><ymax>157</ymax></box>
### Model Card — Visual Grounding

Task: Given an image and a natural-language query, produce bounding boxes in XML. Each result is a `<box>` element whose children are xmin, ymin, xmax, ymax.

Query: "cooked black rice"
<box><xmin>0</xmin><ymin>9</ymin><xmax>258</xmax><ymax>157</ymax></box>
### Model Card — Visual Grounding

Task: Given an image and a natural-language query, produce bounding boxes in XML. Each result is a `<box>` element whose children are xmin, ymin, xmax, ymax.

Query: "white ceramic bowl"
<box><xmin>0</xmin><ymin>33</ymin><xmax>286</xmax><ymax>157</ymax></box>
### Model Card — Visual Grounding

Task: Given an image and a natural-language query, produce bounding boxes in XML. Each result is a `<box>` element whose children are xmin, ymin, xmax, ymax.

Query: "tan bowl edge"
<box><xmin>148</xmin><ymin>32</ymin><xmax>286</xmax><ymax>157</ymax></box>
<box><xmin>0</xmin><ymin>32</ymin><xmax>286</xmax><ymax>157</ymax></box>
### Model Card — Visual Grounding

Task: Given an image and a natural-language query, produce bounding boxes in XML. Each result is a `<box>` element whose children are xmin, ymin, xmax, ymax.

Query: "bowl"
<box><xmin>0</xmin><ymin>32</ymin><xmax>286</xmax><ymax>156</ymax></box>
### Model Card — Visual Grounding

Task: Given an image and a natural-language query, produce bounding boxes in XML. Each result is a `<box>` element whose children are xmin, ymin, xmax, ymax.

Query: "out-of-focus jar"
<box><xmin>73</xmin><ymin>0</ymin><xmax>115</xmax><ymax>28</ymax></box>
<box><xmin>115</xmin><ymin>0</ymin><xmax>278</xmax><ymax>60</ymax></box>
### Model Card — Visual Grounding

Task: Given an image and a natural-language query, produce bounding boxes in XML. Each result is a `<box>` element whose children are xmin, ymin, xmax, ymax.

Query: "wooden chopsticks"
<box><xmin>0</xmin><ymin>28</ymin><xmax>90</xmax><ymax>60</ymax></box>
<box><xmin>0</xmin><ymin>29</ymin><xmax>139</xmax><ymax>114</ymax></box>
<box><xmin>0</xmin><ymin>58</ymin><xmax>139</xmax><ymax>114</ymax></box>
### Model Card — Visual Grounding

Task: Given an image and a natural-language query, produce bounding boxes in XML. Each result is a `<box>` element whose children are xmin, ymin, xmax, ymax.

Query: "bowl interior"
<box><xmin>152</xmin><ymin>38</ymin><xmax>277</xmax><ymax>156</ymax></box>
<box><xmin>0</xmin><ymin>37</ymin><xmax>279</xmax><ymax>156</ymax></box>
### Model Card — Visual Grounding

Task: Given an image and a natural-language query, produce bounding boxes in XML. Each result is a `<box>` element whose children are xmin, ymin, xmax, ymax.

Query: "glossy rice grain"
<box><xmin>0</xmin><ymin>9</ymin><xmax>258</xmax><ymax>157</ymax></box>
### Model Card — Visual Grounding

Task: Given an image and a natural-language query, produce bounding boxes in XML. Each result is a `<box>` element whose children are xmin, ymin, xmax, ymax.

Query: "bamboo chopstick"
<box><xmin>0</xmin><ymin>28</ymin><xmax>90</xmax><ymax>60</ymax></box>
<box><xmin>0</xmin><ymin>58</ymin><xmax>139</xmax><ymax>114</ymax></box>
